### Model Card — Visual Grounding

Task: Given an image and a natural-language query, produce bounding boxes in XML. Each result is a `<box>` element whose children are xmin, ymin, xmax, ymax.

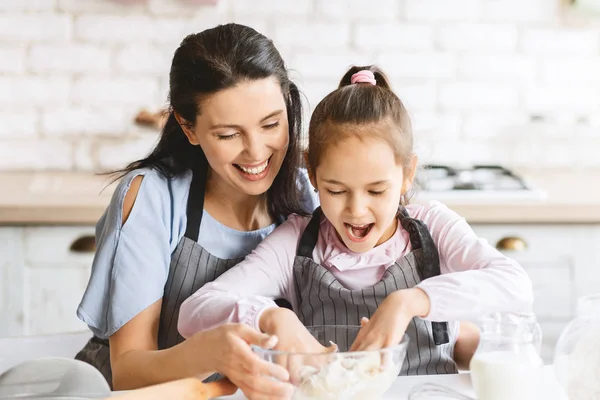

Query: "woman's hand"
<box><xmin>350</xmin><ymin>288</ymin><xmax>431</xmax><ymax>351</ymax></box>
<box><xmin>187</xmin><ymin>323</ymin><xmax>294</xmax><ymax>400</ymax></box>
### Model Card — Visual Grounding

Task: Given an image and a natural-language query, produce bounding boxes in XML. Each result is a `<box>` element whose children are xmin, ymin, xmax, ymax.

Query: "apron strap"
<box><xmin>184</xmin><ymin>168</ymin><xmax>206</xmax><ymax>242</ymax></box>
<box><xmin>398</xmin><ymin>206</ymin><xmax>449</xmax><ymax>345</ymax></box>
<box><xmin>296</xmin><ymin>207</ymin><xmax>323</xmax><ymax>258</ymax></box>
<box><xmin>295</xmin><ymin>205</ymin><xmax>450</xmax><ymax>345</ymax></box>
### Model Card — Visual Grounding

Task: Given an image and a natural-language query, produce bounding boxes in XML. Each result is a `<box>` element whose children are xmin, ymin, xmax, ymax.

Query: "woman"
<box><xmin>75</xmin><ymin>23</ymin><xmax>317</xmax><ymax>400</ymax></box>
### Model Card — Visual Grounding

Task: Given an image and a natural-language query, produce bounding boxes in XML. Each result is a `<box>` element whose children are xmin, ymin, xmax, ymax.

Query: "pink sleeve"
<box><xmin>414</xmin><ymin>201</ymin><xmax>533</xmax><ymax>322</ymax></box>
<box><xmin>177</xmin><ymin>215</ymin><xmax>308</xmax><ymax>338</ymax></box>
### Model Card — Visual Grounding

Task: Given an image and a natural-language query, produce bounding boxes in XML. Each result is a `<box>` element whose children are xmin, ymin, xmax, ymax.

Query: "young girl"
<box><xmin>177</xmin><ymin>66</ymin><xmax>533</xmax><ymax>376</ymax></box>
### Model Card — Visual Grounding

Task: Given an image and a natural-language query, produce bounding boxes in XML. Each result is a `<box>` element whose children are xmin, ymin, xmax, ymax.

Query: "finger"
<box><xmin>233</xmin><ymin>335</ymin><xmax>290</xmax><ymax>382</ymax></box>
<box><xmin>325</xmin><ymin>341</ymin><xmax>338</xmax><ymax>353</ymax></box>
<box><xmin>352</xmin><ymin>331</ymin><xmax>384</xmax><ymax>352</ymax></box>
<box><xmin>360</xmin><ymin>317</ymin><xmax>370</xmax><ymax>327</ymax></box>
<box><xmin>238</xmin><ymin>368</ymin><xmax>294</xmax><ymax>399</ymax></box>
<box><xmin>350</xmin><ymin>328</ymin><xmax>367</xmax><ymax>351</ymax></box>
<box><xmin>236</xmin><ymin>324</ymin><xmax>280</xmax><ymax>348</ymax></box>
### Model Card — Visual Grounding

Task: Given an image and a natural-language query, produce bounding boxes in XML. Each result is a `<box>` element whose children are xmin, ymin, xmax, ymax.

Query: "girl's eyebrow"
<box><xmin>322</xmin><ymin>179</ymin><xmax>390</xmax><ymax>185</ymax></box>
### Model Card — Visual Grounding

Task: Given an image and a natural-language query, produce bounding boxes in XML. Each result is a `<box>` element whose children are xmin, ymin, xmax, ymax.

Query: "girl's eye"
<box><xmin>217</xmin><ymin>133</ymin><xmax>238</xmax><ymax>140</ymax></box>
<box><xmin>327</xmin><ymin>190</ymin><xmax>345</xmax><ymax>196</ymax></box>
<box><xmin>369</xmin><ymin>190</ymin><xmax>386</xmax><ymax>196</ymax></box>
<box><xmin>264</xmin><ymin>122</ymin><xmax>280</xmax><ymax>130</ymax></box>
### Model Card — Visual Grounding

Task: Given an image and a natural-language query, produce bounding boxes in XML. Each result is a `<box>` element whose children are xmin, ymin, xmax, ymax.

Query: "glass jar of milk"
<box><xmin>554</xmin><ymin>294</ymin><xmax>600</xmax><ymax>400</ymax></box>
<box><xmin>470</xmin><ymin>312</ymin><xmax>543</xmax><ymax>400</ymax></box>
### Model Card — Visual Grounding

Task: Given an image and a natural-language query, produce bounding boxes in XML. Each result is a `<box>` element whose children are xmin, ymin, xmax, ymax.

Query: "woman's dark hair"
<box><xmin>307</xmin><ymin>65</ymin><xmax>414</xmax><ymax>205</ymax></box>
<box><xmin>115</xmin><ymin>23</ymin><xmax>306</xmax><ymax>217</ymax></box>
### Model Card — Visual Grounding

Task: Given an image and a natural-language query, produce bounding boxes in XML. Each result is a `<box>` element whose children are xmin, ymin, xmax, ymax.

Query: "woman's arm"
<box><xmin>178</xmin><ymin>216</ymin><xmax>308</xmax><ymax>338</ymax></box>
<box><xmin>109</xmin><ymin>299</ymin><xmax>292</xmax><ymax>398</ymax></box>
<box><xmin>110</xmin><ymin>176</ymin><xmax>292</xmax><ymax>398</ymax></box>
<box><xmin>109</xmin><ymin>299</ymin><xmax>202</xmax><ymax>389</ymax></box>
<box><xmin>415</xmin><ymin>201</ymin><xmax>533</xmax><ymax>321</ymax></box>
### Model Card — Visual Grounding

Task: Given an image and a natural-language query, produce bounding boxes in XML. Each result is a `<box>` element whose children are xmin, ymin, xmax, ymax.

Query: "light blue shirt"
<box><xmin>77</xmin><ymin>167</ymin><xmax>318</xmax><ymax>339</ymax></box>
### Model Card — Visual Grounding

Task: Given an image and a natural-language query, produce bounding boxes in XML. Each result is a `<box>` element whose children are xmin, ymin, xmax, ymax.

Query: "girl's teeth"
<box><xmin>346</xmin><ymin>223</ymin><xmax>372</xmax><ymax>239</ymax></box>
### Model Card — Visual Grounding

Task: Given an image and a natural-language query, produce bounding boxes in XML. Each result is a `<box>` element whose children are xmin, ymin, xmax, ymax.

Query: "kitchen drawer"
<box><xmin>526</xmin><ymin>263</ymin><xmax>575</xmax><ymax>319</ymax></box>
<box><xmin>0</xmin><ymin>228</ymin><xmax>25</xmax><ymax>336</ymax></box>
<box><xmin>23</xmin><ymin>266</ymin><xmax>90</xmax><ymax>335</ymax></box>
<box><xmin>538</xmin><ymin>320</ymin><xmax>570</xmax><ymax>364</ymax></box>
<box><xmin>471</xmin><ymin>224</ymin><xmax>583</xmax><ymax>263</ymax></box>
<box><xmin>24</xmin><ymin>227</ymin><xmax>96</xmax><ymax>267</ymax></box>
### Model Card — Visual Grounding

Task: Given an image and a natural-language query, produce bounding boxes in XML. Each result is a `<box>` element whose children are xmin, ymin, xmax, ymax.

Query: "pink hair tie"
<box><xmin>350</xmin><ymin>70</ymin><xmax>376</xmax><ymax>85</ymax></box>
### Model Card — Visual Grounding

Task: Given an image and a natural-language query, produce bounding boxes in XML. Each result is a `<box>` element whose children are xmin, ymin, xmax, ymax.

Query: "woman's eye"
<box><xmin>369</xmin><ymin>190</ymin><xmax>385</xmax><ymax>196</ymax></box>
<box><xmin>327</xmin><ymin>190</ymin><xmax>345</xmax><ymax>196</ymax></box>
<box><xmin>264</xmin><ymin>122</ymin><xmax>280</xmax><ymax>130</ymax></box>
<box><xmin>217</xmin><ymin>133</ymin><xmax>238</xmax><ymax>140</ymax></box>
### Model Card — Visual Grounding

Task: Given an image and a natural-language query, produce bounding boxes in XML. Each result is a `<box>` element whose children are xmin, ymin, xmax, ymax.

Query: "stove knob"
<box><xmin>496</xmin><ymin>236</ymin><xmax>527</xmax><ymax>252</ymax></box>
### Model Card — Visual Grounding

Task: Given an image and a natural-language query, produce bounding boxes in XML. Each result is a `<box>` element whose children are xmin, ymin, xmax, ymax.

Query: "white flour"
<box><xmin>292</xmin><ymin>352</ymin><xmax>399</xmax><ymax>400</ymax></box>
<box><xmin>470</xmin><ymin>350</ymin><xmax>542</xmax><ymax>400</ymax></box>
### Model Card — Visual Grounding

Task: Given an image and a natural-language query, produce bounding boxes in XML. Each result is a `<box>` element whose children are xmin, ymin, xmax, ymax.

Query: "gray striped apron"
<box><xmin>293</xmin><ymin>207</ymin><xmax>458</xmax><ymax>375</ymax></box>
<box><xmin>75</xmin><ymin>168</ymin><xmax>289</xmax><ymax>387</ymax></box>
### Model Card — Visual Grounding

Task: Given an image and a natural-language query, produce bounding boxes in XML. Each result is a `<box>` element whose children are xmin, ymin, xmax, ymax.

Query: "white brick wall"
<box><xmin>0</xmin><ymin>13</ymin><xmax>71</xmax><ymax>41</ymax></box>
<box><xmin>377</xmin><ymin>53</ymin><xmax>457</xmax><ymax>79</ymax></box>
<box><xmin>0</xmin><ymin>0</ymin><xmax>56</xmax><ymax>12</ymax></box>
<box><xmin>1</xmin><ymin>0</ymin><xmax>600</xmax><ymax>171</ymax></box>
<box><xmin>315</xmin><ymin>0</ymin><xmax>401</xmax><ymax>21</ymax></box>
<box><xmin>0</xmin><ymin>46</ymin><xmax>26</xmax><ymax>73</ymax></box>
<box><xmin>29</xmin><ymin>44</ymin><xmax>111</xmax><ymax>73</ymax></box>
<box><xmin>437</xmin><ymin>23</ymin><xmax>519</xmax><ymax>51</ymax></box>
<box><xmin>405</xmin><ymin>0</ymin><xmax>483</xmax><ymax>21</ymax></box>
<box><xmin>355</xmin><ymin>23</ymin><xmax>434</xmax><ymax>50</ymax></box>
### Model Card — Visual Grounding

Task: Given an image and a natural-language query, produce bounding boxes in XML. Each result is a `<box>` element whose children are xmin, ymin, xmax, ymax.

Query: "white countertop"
<box><xmin>214</xmin><ymin>365</ymin><xmax>566</xmax><ymax>400</ymax></box>
<box><xmin>2</xmin><ymin>169</ymin><xmax>600</xmax><ymax>224</ymax></box>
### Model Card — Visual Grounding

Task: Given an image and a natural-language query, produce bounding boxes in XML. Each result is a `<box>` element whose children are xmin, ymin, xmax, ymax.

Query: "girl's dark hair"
<box><xmin>114</xmin><ymin>23</ymin><xmax>306</xmax><ymax>217</ymax></box>
<box><xmin>307</xmin><ymin>65</ymin><xmax>414</xmax><ymax>205</ymax></box>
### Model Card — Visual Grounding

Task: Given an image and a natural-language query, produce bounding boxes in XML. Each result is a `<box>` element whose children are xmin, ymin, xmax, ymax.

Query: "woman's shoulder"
<box><xmin>112</xmin><ymin>167</ymin><xmax>191</xmax><ymax>205</ymax></box>
<box><xmin>99</xmin><ymin>167</ymin><xmax>192</xmax><ymax>231</ymax></box>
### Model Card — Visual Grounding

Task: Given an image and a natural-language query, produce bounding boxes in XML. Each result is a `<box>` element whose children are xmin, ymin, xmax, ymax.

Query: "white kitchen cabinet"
<box><xmin>2</xmin><ymin>222</ymin><xmax>600</xmax><ymax>366</ymax></box>
<box><xmin>471</xmin><ymin>224</ymin><xmax>600</xmax><ymax>363</ymax></box>
<box><xmin>0</xmin><ymin>226</ymin><xmax>95</xmax><ymax>337</ymax></box>
<box><xmin>23</xmin><ymin>227</ymin><xmax>95</xmax><ymax>335</ymax></box>
<box><xmin>0</xmin><ymin>228</ymin><xmax>24</xmax><ymax>336</ymax></box>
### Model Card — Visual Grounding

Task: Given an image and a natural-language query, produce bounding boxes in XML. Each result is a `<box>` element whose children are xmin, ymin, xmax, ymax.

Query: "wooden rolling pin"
<box><xmin>108</xmin><ymin>378</ymin><xmax>237</xmax><ymax>400</ymax></box>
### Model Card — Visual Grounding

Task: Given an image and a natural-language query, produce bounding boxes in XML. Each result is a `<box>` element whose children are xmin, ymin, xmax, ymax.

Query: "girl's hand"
<box><xmin>260</xmin><ymin>308</ymin><xmax>336</xmax><ymax>354</ymax></box>
<box><xmin>188</xmin><ymin>323</ymin><xmax>294</xmax><ymax>400</ymax></box>
<box><xmin>260</xmin><ymin>308</ymin><xmax>337</xmax><ymax>385</ymax></box>
<box><xmin>350</xmin><ymin>288</ymin><xmax>431</xmax><ymax>352</ymax></box>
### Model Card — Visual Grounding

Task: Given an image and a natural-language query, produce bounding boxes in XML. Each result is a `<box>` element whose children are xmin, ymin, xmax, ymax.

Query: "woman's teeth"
<box><xmin>236</xmin><ymin>159</ymin><xmax>268</xmax><ymax>175</ymax></box>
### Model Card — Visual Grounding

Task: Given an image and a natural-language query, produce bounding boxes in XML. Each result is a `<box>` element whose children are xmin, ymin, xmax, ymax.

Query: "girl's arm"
<box><xmin>415</xmin><ymin>201</ymin><xmax>534</xmax><ymax>321</ymax></box>
<box><xmin>177</xmin><ymin>216</ymin><xmax>308</xmax><ymax>338</ymax></box>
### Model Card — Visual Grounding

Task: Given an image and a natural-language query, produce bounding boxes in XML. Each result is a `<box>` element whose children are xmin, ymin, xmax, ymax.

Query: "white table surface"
<box><xmin>214</xmin><ymin>365</ymin><xmax>567</xmax><ymax>400</ymax></box>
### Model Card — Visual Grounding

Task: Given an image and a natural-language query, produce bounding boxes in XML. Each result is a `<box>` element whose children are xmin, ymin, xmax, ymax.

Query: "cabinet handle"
<box><xmin>70</xmin><ymin>235</ymin><xmax>96</xmax><ymax>253</ymax></box>
<box><xmin>496</xmin><ymin>236</ymin><xmax>527</xmax><ymax>252</ymax></box>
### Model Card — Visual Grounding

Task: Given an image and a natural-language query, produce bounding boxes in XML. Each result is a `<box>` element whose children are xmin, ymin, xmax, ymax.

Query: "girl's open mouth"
<box><xmin>344</xmin><ymin>223</ymin><xmax>374</xmax><ymax>242</ymax></box>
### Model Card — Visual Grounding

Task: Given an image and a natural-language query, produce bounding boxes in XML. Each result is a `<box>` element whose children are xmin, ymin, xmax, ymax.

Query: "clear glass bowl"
<box><xmin>253</xmin><ymin>325</ymin><xmax>409</xmax><ymax>400</ymax></box>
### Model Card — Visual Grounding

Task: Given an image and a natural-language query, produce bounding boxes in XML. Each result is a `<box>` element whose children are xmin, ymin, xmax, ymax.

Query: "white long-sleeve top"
<box><xmin>178</xmin><ymin>200</ymin><xmax>533</xmax><ymax>338</ymax></box>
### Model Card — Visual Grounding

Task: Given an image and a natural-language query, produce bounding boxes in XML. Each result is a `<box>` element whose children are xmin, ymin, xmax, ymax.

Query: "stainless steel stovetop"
<box><xmin>415</xmin><ymin>165</ymin><xmax>546</xmax><ymax>202</ymax></box>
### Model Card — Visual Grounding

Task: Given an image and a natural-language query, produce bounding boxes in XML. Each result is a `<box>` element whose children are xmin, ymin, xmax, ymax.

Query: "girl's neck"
<box><xmin>203</xmin><ymin>172</ymin><xmax>272</xmax><ymax>231</ymax></box>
